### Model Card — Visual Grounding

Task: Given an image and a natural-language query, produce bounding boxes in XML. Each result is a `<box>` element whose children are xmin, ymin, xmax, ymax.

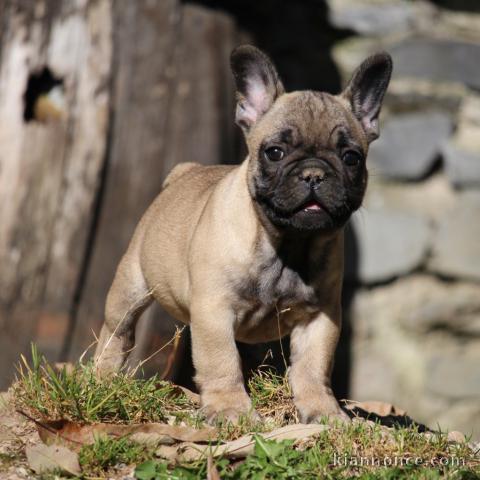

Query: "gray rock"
<box><xmin>396</xmin><ymin>276</ymin><xmax>480</xmax><ymax>335</ymax></box>
<box><xmin>364</xmin><ymin>174</ymin><xmax>457</xmax><ymax>223</ymax></box>
<box><xmin>368</xmin><ymin>112</ymin><xmax>452</xmax><ymax>180</ymax></box>
<box><xmin>332</xmin><ymin>36</ymin><xmax>384</xmax><ymax>80</ymax></box>
<box><xmin>349</xmin><ymin>275</ymin><xmax>480</xmax><ymax>438</ymax></box>
<box><xmin>442</xmin><ymin>143</ymin><xmax>480</xmax><ymax>188</ymax></box>
<box><xmin>426</xmin><ymin>354</ymin><xmax>480</xmax><ymax>399</ymax></box>
<box><xmin>434</xmin><ymin>401</ymin><xmax>480</xmax><ymax>441</ymax></box>
<box><xmin>428</xmin><ymin>193</ymin><xmax>480</xmax><ymax>282</ymax></box>
<box><xmin>386</xmin><ymin>78</ymin><xmax>467</xmax><ymax>114</ymax></box>
<box><xmin>350</xmin><ymin>346</ymin><xmax>396</xmax><ymax>402</ymax></box>
<box><xmin>345</xmin><ymin>209</ymin><xmax>431</xmax><ymax>283</ymax></box>
<box><xmin>328</xmin><ymin>2</ymin><xmax>416</xmax><ymax>35</ymax></box>
<box><xmin>352</xmin><ymin>274</ymin><xmax>480</xmax><ymax>336</ymax></box>
<box><xmin>390</xmin><ymin>38</ymin><xmax>480</xmax><ymax>90</ymax></box>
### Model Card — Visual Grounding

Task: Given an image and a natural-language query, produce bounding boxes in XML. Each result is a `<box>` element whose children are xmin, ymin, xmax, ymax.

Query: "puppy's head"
<box><xmin>231</xmin><ymin>45</ymin><xmax>392</xmax><ymax>233</ymax></box>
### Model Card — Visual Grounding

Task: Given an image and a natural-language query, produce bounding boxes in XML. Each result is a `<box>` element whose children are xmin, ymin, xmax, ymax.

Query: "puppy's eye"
<box><xmin>264</xmin><ymin>146</ymin><xmax>284</xmax><ymax>162</ymax></box>
<box><xmin>342</xmin><ymin>150</ymin><xmax>363</xmax><ymax>167</ymax></box>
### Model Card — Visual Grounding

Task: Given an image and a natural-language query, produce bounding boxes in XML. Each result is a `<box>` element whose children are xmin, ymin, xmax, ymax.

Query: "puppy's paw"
<box><xmin>201</xmin><ymin>405</ymin><xmax>260</xmax><ymax>425</ymax></box>
<box><xmin>200</xmin><ymin>390</ymin><xmax>259</xmax><ymax>425</ymax></box>
<box><xmin>93</xmin><ymin>360</ymin><xmax>120</xmax><ymax>379</ymax></box>
<box><xmin>295</xmin><ymin>394</ymin><xmax>350</xmax><ymax>424</ymax></box>
<box><xmin>94</xmin><ymin>335</ymin><xmax>126</xmax><ymax>378</ymax></box>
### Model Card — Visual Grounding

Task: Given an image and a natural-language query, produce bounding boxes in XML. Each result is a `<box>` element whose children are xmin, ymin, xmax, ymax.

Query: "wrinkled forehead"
<box><xmin>255</xmin><ymin>91</ymin><xmax>366</xmax><ymax>149</ymax></box>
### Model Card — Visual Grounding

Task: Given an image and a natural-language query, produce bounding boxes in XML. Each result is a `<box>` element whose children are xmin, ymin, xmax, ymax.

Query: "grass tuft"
<box><xmin>248</xmin><ymin>368</ymin><xmax>298</xmax><ymax>426</ymax></box>
<box><xmin>12</xmin><ymin>344</ymin><xmax>199</xmax><ymax>425</ymax></box>
<box><xmin>79</xmin><ymin>436</ymin><xmax>153</xmax><ymax>477</ymax></box>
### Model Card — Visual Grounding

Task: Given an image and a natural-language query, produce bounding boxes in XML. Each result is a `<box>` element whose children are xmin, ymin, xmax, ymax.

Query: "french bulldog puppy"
<box><xmin>94</xmin><ymin>45</ymin><xmax>392</xmax><ymax>423</ymax></box>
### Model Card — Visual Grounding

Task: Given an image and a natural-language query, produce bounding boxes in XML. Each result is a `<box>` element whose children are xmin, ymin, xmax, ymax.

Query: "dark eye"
<box><xmin>264</xmin><ymin>146</ymin><xmax>284</xmax><ymax>162</ymax></box>
<box><xmin>342</xmin><ymin>150</ymin><xmax>363</xmax><ymax>167</ymax></box>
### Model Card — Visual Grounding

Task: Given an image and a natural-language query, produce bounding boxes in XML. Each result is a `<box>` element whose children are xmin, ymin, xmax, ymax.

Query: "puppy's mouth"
<box><xmin>258</xmin><ymin>194</ymin><xmax>332</xmax><ymax>219</ymax></box>
<box><xmin>300</xmin><ymin>200</ymin><xmax>323</xmax><ymax>213</ymax></box>
<box><xmin>292</xmin><ymin>197</ymin><xmax>332</xmax><ymax>217</ymax></box>
<box><xmin>255</xmin><ymin>191</ymin><xmax>351</xmax><ymax>232</ymax></box>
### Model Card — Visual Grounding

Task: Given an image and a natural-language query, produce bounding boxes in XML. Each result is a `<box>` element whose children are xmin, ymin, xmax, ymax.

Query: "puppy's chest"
<box><xmin>233</xmin><ymin>256</ymin><xmax>320</xmax><ymax>342</ymax></box>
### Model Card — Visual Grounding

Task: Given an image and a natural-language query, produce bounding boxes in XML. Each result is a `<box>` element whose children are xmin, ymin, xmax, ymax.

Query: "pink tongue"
<box><xmin>304</xmin><ymin>201</ymin><xmax>322</xmax><ymax>211</ymax></box>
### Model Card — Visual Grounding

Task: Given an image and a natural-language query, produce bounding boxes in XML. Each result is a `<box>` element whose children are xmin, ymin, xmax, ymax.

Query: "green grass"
<box><xmin>9</xmin><ymin>345</ymin><xmax>480</xmax><ymax>479</ymax></box>
<box><xmin>248</xmin><ymin>369</ymin><xmax>298</xmax><ymax>425</ymax></box>
<box><xmin>13</xmin><ymin>344</ymin><xmax>199</xmax><ymax>425</ymax></box>
<box><xmin>79</xmin><ymin>436</ymin><xmax>153</xmax><ymax>477</ymax></box>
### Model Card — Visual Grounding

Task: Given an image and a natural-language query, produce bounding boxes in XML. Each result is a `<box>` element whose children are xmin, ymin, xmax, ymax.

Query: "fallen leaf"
<box><xmin>162</xmin><ymin>384</ymin><xmax>200</xmax><ymax>405</ymax></box>
<box><xmin>37</xmin><ymin>420</ymin><xmax>218</xmax><ymax>449</ymax></box>
<box><xmin>344</xmin><ymin>400</ymin><xmax>406</xmax><ymax>417</ymax></box>
<box><xmin>26</xmin><ymin>444</ymin><xmax>81</xmax><ymax>475</ymax></box>
<box><xmin>342</xmin><ymin>399</ymin><xmax>431</xmax><ymax>432</ymax></box>
<box><xmin>154</xmin><ymin>444</ymin><xmax>179</xmax><ymax>462</ymax></box>
<box><xmin>178</xmin><ymin>386</ymin><xmax>201</xmax><ymax>405</ymax></box>
<box><xmin>157</xmin><ymin>423</ymin><xmax>328</xmax><ymax>461</ymax></box>
<box><xmin>207</xmin><ymin>456</ymin><xmax>221</xmax><ymax>480</ymax></box>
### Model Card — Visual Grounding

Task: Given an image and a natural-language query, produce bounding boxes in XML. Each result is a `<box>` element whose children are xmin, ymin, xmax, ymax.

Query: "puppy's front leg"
<box><xmin>290</xmin><ymin>307</ymin><xmax>349</xmax><ymax>423</ymax></box>
<box><xmin>190</xmin><ymin>299</ymin><xmax>254</xmax><ymax>423</ymax></box>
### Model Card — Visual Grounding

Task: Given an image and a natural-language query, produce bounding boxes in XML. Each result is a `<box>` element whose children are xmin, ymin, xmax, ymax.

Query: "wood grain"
<box><xmin>0</xmin><ymin>0</ymin><xmax>112</xmax><ymax>387</ymax></box>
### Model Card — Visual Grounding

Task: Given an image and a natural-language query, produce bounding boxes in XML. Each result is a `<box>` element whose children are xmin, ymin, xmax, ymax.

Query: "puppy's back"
<box><xmin>137</xmin><ymin>163</ymin><xmax>237</xmax><ymax>318</ymax></box>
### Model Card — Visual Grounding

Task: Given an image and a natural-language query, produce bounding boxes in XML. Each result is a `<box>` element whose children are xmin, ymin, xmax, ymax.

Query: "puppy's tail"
<box><xmin>162</xmin><ymin>162</ymin><xmax>200</xmax><ymax>189</ymax></box>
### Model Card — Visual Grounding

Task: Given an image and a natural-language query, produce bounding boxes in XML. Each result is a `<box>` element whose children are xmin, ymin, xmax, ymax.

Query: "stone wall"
<box><xmin>328</xmin><ymin>0</ymin><xmax>480</xmax><ymax>438</ymax></box>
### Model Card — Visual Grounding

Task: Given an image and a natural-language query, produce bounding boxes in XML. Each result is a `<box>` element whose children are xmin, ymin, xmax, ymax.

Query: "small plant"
<box><xmin>248</xmin><ymin>368</ymin><xmax>298</xmax><ymax>425</ymax></box>
<box><xmin>79</xmin><ymin>436</ymin><xmax>153</xmax><ymax>477</ymax></box>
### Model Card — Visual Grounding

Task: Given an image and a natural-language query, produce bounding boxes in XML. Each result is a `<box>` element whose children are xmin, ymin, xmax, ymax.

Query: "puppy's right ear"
<box><xmin>230</xmin><ymin>45</ymin><xmax>284</xmax><ymax>132</ymax></box>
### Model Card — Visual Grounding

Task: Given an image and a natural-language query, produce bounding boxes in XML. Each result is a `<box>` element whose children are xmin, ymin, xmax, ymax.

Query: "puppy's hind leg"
<box><xmin>94</xmin><ymin>254</ymin><xmax>153</xmax><ymax>376</ymax></box>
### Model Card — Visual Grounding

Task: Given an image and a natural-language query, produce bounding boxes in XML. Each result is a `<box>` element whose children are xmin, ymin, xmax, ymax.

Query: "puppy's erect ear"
<box><xmin>230</xmin><ymin>45</ymin><xmax>285</xmax><ymax>132</ymax></box>
<box><xmin>342</xmin><ymin>52</ymin><xmax>392</xmax><ymax>142</ymax></box>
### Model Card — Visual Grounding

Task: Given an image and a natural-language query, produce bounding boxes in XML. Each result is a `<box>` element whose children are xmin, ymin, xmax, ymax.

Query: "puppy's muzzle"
<box><xmin>299</xmin><ymin>167</ymin><xmax>327</xmax><ymax>188</ymax></box>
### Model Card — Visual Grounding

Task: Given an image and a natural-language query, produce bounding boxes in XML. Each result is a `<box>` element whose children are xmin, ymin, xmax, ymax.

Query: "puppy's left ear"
<box><xmin>342</xmin><ymin>52</ymin><xmax>392</xmax><ymax>142</ymax></box>
<box><xmin>231</xmin><ymin>45</ymin><xmax>285</xmax><ymax>133</ymax></box>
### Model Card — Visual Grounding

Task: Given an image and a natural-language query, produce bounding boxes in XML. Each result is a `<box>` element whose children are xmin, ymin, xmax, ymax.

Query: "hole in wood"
<box><xmin>23</xmin><ymin>66</ymin><xmax>65</xmax><ymax>122</ymax></box>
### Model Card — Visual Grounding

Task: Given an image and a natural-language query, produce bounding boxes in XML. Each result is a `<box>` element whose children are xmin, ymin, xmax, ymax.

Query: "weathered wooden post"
<box><xmin>0</xmin><ymin>0</ymin><xmax>239</xmax><ymax>388</ymax></box>
<box><xmin>0</xmin><ymin>0</ymin><xmax>112</xmax><ymax>387</ymax></box>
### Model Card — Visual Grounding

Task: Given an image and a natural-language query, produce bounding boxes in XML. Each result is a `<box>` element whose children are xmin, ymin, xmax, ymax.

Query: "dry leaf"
<box><xmin>342</xmin><ymin>399</ymin><xmax>431</xmax><ymax>432</ymax></box>
<box><xmin>37</xmin><ymin>420</ymin><xmax>218</xmax><ymax>449</ymax></box>
<box><xmin>154</xmin><ymin>444</ymin><xmax>179</xmax><ymax>461</ymax></box>
<box><xmin>165</xmin><ymin>384</ymin><xmax>200</xmax><ymax>405</ymax></box>
<box><xmin>344</xmin><ymin>400</ymin><xmax>406</xmax><ymax>417</ymax></box>
<box><xmin>178</xmin><ymin>386</ymin><xmax>201</xmax><ymax>404</ymax></box>
<box><xmin>157</xmin><ymin>423</ymin><xmax>328</xmax><ymax>461</ymax></box>
<box><xmin>26</xmin><ymin>444</ymin><xmax>81</xmax><ymax>475</ymax></box>
<box><xmin>207</xmin><ymin>456</ymin><xmax>221</xmax><ymax>480</ymax></box>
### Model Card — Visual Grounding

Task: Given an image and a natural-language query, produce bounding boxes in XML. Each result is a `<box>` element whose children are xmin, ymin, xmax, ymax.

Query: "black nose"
<box><xmin>299</xmin><ymin>167</ymin><xmax>326</xmax><ymax>187</ymax></box>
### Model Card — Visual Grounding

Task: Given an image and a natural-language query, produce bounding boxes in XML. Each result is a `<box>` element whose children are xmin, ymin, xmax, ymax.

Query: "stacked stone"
<box><xmin>328</xmin><ymin>0</ymin><xmax>480</xmax><ymax>438</ymax></box>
